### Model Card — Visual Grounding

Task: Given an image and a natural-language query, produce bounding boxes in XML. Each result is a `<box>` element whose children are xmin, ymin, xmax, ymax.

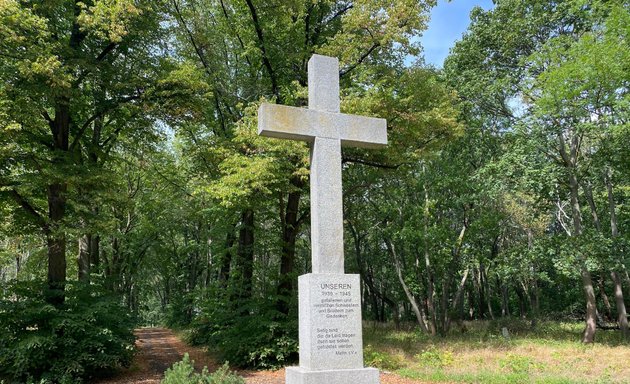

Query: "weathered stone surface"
<box><xmin>257</xmin><ymin>55</ymin><xmax>386</xmax><ymax>275</ymax></box>
<box><xmin>256</xmin><ymin>54</ymin><xmax>385</xmax><ymax>384</ymax></box>
<box><xmin>285</xmin><ymin>367</ymin><xmax>380</xmax><ymax>384</ymax></box>
<box><xmin>308</xmin><ymin>55</ymin><xmax>340</xmax><ymax>113</ymax></box>
<box><xmin>257</xmin><ymin>104</ymin><xmax>387</xmax><ymax>149</ymax></box>
<box><xmin>309</xmin><ymin>139</ymin><xmax>344</xmax><ymax>274</ymax></box>
<box><xmin>298</xmin><ymin>274</ymin><xmax>363</xmax><ymax>370</ymax></box>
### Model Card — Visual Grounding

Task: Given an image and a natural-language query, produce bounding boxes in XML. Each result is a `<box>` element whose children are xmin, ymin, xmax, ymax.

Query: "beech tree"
<box><xmin>0</xmin><ymin>0</ymin><xmax>203</xmax><ymax>302</ymax></box>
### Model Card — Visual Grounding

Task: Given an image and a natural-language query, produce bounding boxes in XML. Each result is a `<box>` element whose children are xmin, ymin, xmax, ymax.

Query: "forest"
<box><xmin>0</xmin><ymin>0</ymin><xmax>629</xmax><ymax>383</ymax></box>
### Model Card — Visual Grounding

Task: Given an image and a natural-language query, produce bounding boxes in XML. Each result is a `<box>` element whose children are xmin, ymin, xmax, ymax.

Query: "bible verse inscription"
<box><xmin>313</xmin><ymin>283</ymin><xmax>360</xmax><ymax>355</ymax></box>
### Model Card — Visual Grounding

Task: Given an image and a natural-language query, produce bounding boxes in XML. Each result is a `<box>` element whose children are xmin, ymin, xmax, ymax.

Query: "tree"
<box><xmin>445</xmin><ymin>0</ymin><xmax>630</xmax><ymax>342</ymax></box>
<box><xmin>168</xmin><ymin>0</ymin><xmax>439</xmax><ymax>316</ymax></box>
<box><xmin>0</xmin><ymin>0</ymin><xmax>203</xmax><ymax>302</ymax></box>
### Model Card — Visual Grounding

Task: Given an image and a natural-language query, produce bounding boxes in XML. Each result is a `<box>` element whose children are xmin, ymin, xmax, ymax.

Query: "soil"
<box><xmin>94</xmin><ymin>327</ymin><xmax>424</xmax><ymax>384</ymax></box>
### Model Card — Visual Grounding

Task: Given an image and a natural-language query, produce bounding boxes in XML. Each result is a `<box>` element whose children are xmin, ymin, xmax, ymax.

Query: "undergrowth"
<box><xmin>0</xmin><ymin>280</ymin><xmax>136</xmax><ymax>384</ymax></box>
<box><xmin>363</xmin><ymin>320</ymin><xmax>630</xmax><ymax>383</ymax></box>
<box><xmin>161</xmin><ymin>354</ymin><xmax>244</xmax><ymax>384</ymax></box>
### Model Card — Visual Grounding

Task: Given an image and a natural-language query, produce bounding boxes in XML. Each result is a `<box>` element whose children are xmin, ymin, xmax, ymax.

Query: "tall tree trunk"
<box><xmin>47</xmin><ymin>182</ymin><xmax>67</xmax><ymax>305</ymax></box>
<box><xmin>85</xmin><ymin>113</ymin><xmax>103</xmax><ymax>277</ymax></box>
<box><xmin>598</xmin><ymin>274</ymin><xmax>613</xmax><ymax>322</ymax></box>
<box><xmin>90</xmin><ymin>234</ymin><xmax>100</xmax><ymax>272</ymax></box>
<box><xmin>581</xmin><ymin>268</ymin><xmax>598</xmax><ymax>343</ymax></box>
<box><xmin>110</xmin><ymin>237</ymin><xmax>121</xmax><ymax>291</ymax></box>
<box><xmin>559</xmin><ymin>133</ymin><xmax>596</xmax><ymax>343</ymax></box>
<box><xmin>472</xmin><ymin>267</ymin><xmax>483</xmax><ymax>319</ymax></box>
<box><xmin>530</xmin><ymin>269</ymin><xmax>540</xmax><ymax>327</ymax></box>
<box><xmin>219</xmin><ymin>226</ymin><xmax>236</xmax><ymax>287</ymax></box>
<box><xmin>529</xmin><ymin>229</ymin><xmax>540</xmax><ymax>326</ymax></box>
<box><xmin>46</xmin><ymin>97</ymin><xmax>71</xmax><ymax>304</ymax></box>
<box><xmin>350</xmin><ymin>222</ymin><xmax>384</xmax><ymax>322</ymax></box>
<box><xmin>606</xmin><ymin>169</ymin><xmax>628</xmax><ymax>338</ymax></box>
<box><xmin>445</xmin><ymin>268</ymin><xmax>470</xmax><ymax>333</ymax></box>
<box><xmin>477</xmin><ymin>263</ymin><xmax>487</xmax><ymax>319</ymax></box>
<box><xmin>467</xmin><ymin>283</ymin><xmax>475</xmax><ymax>320</ymax></box>
<box><xmin>424</xmin><ymin>248</ymin><xmax>437</xmax><ymax>336</ymax></box>
<box><xmin>515</xmin><ymin>284</ymin><xmax>527</xmax><ymax>318</ymax></box>
<box><xmin>500</xmin><ymin>278</ymin><xmax>510</xmax><ymax>318</ymax></box>
<box><xmin>440</xmin><ymin>221</ymin><xmax>467</xmax><ymax>333</ymax></box>
<box><xmin>78</xmin><ymin>234</ymin><xmax>91</xmax><ymax>282</ymax></box>
<box><xmin>389</xmin><ymin>300</ymin><xmax>401</xmax><ymax>329</ymax></box>
<box><xmin>583</xmin><ymin>182</ymin><xmax>601</xmax><ymax>232</ymax></box>
<box><xmin>15</xmin><ymin>253</ymin><xmax>22</xmax><ymax>276</ymax></box>
<box><xmin>385</xmin><ymin>237</ymin><xmax>428</xmax><ymax>333</ymax></box>
<box><xmin>423</xmin><ymin>176</ymin><xmax>437</xmax><ymax>335</ymax></box>
<box><xmin>611</xmin><ymin>272</ymin><xmax>629</xmax><ymax>339</ymax></box>
<box><xmin>45</xmin><ymin>8</ymin><xmax>86</xmax><ymax>303</ymax></box>
<box><xmin>277</xmin><ymin>177</ymin><xmax>304</xmax><ymax>315</ymax></box>
<box><xmin>484</xmin><ymin>269</ymin><xmax>495</xmax><ymax>320</ymax></box>
<box><xmin>237</xmin><ymin>209</ymin><xmax>255</xmax><ymax>301</ymax></box>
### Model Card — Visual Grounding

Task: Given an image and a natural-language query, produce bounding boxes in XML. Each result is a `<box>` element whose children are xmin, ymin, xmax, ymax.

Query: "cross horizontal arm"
<box><xmin>258</xmin><ymin>103</ymin><xmax>387</xmax><ymax>148</ymax></box>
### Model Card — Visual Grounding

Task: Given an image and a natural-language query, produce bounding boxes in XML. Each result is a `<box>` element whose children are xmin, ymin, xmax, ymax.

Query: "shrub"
<box><xmin>162</xmin><ymin>354</ymin><xmax>244</xmax><ymax>384</ymax></box>
<box><xmin>498</xmin><ymin>353</ymin><xmax>544</xmax><ymax>374</ymax></box>
<box><xmin>0</xmin><ymin>280</ymin><xmax>136</xmax><ymax>383</ymax></box>
<box><xmin>363</xmin><ymin>345</ymin><xmax>403</xmax><ymax>370</ymax></box>
<box><xmin>189</xmin><ymin>296</ymin><xmax>298</xmax><ymax>369</ymax></box>
<box><xmin>416</xmin><ymin>346</ymin><xmax>454</xmax><ymax>368</ymax></box>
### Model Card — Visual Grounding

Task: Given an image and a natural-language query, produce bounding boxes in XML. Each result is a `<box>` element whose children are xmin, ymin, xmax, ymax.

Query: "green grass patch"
<box><xmin>363</xmin><ymin>320</ymin><xmax>630</xmax><ymax>383</ymax></box>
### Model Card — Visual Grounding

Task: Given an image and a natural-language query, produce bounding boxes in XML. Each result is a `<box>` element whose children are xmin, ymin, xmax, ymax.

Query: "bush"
<box><xmin>0</xmin><ymin>280</ymin><xmax>136</xmax><ymax>383</ymax></box>
<box><xmin>416</xmin><ymin>346</ymin><xmax>454</xmax><ymax>368</ymax></box>
<box><xmin>189</xmin><ymin>296</ymin><xmax>298</xmax><ymax>369</ymax></box>
<box><xmin>162</xmin><ymin>354</ymin><xmax>244</xmax><ymax>384</ymax></box>
<box><xmin>498</xmin><ymin>353</ymin><xmax>545</xmax><ymax>375</ymax></box>
<box><xmin>363</xmin><ymin>345</ymin><xmax>403</xmax><ymax>370</ymax></box>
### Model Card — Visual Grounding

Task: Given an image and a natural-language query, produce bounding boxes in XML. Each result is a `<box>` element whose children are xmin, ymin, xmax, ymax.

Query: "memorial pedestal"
<box><xmin>286</xmin><ymin>366</ymin><xmax>380</xmax><ymax>384</ymax></box>
<box><xmin>285</xmin><ymin>274</ymin><xmax>380</xmax><ymax>384</ymax></box>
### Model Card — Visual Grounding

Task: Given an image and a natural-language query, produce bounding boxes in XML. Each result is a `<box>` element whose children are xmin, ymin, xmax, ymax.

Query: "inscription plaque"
<box><xmin>298</xmin><ymin>273</ymin><xmax>364</xmax><ymax>370</ymax></box>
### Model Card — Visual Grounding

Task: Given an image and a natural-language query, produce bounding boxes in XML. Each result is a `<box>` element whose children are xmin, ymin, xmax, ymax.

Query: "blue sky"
<box><xmin>420</xmin><ymin>0</ymin><xmax>495</xmax><ymax>67</ymax></box>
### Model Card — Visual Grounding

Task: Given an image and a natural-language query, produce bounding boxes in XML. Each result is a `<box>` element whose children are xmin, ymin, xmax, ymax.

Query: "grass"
<box><xmin>363</xmin><ymin>320</ymin><xmax>630</xmax><ymax>383</ymax></box>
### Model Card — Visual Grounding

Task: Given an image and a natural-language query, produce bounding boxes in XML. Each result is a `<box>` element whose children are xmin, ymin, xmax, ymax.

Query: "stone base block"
<box><xmin>285</xmin><ymin>366</ymin><xmax>380</xmax><ymax>384</ymax></box>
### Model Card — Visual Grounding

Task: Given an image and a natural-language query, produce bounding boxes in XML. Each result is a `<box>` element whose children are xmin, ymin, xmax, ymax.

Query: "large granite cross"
<box><xmin>258</xmin><ymin>54</ymin><xmax>387</xmax><ymax>274</ymax></box>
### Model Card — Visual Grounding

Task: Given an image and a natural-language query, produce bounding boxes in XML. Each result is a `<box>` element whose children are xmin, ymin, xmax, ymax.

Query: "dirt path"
<box><xmin>95</xmin><ymin>327</ymin><xmax>423</xmax><ymax>384</ymax></box>
<box><xmin>95</xmin><ymin>328</ymin><xmax>219</xmax><ymax>384</ymax></box>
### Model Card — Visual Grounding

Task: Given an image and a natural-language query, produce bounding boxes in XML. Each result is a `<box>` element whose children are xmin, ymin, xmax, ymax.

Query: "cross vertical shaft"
<box><xmin>309</xmin><ymin>136</ymin><xmax>343</xmax><ymax>273</ymax></box>
<box><xmin>257</xmin><ymin>54</ymin><xmax>387</xmax><ymax>275</ymax></box>
<box><xmin>308</xmin><ymin>55</ymin><xmax>344</xmax><ymax>274</ymax></box>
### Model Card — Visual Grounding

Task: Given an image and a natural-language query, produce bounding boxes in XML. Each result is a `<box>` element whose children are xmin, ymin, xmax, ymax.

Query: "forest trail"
<box><xmin>94</xmin><ymin>327</ymin><xmax>214</xmax><ymax>384</ymax></box>
<box><xmin>95</xmin><ymin>327</ymin><xmax>424</xmax><ymax>384</ymax></box>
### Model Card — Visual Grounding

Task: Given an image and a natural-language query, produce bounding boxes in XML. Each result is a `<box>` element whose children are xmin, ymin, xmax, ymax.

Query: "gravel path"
<box><xmin>95</xmin><ymin>327</ymin><xmax>425</xmax><ymax>384</ymax></box>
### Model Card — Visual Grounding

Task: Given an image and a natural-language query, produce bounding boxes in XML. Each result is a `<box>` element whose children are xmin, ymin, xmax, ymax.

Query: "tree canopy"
<box><xmin>0</xmin><ymin>0</ymin><xmax>628</xmax><ymax>381</ymax></box>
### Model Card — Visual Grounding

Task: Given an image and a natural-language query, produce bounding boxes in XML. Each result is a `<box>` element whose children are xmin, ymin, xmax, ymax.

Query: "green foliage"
<box><xmin>363</xmin><ymin>345</ymin><xmax>403</xmax><ymax>370</ymax></box>
<box><xmin>163</xmin><ymin>292</ymin><xmax>197</xmax><ymax>328</ymax></box>
<box><xmin>161</xmin><ymin>354</ymin><xmax>244</xmax><ymax>384</ymax></box>
<box><xmin>370</xmin><ymin>321</ymin><xmax>628</xmax><ymax>383</ymax></box>
<box><xmin>498</xmin><ymin>354</ymin><xmax>541</xmax><ymax>375</ymax></box>
<box><xmin>416</xmin><ymin>346</ymin><xmax>454</xmax><ymax>368</ymax></box>
<box><xmin>0</xmin><ymin>280</ymin><xmax>136</xmax><ymax>383</ymax></box>
<box><xmin>189</xmin><ymin>297</ymin><xmax>297</xmax><ymax>369</ymax></box>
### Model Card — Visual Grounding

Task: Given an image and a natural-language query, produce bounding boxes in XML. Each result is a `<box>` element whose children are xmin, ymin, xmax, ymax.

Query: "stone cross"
<box><xmin>258</xmin><ymin>55</ymin><xmax>387</xmax><ymax>274</ymax></box>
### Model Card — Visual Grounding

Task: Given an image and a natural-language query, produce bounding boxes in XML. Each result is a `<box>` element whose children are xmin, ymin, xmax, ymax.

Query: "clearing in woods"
<box><xmin>96</xmin><ymin>327</ymin><xmax>421</xmax><ymax>384</ymax></box>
